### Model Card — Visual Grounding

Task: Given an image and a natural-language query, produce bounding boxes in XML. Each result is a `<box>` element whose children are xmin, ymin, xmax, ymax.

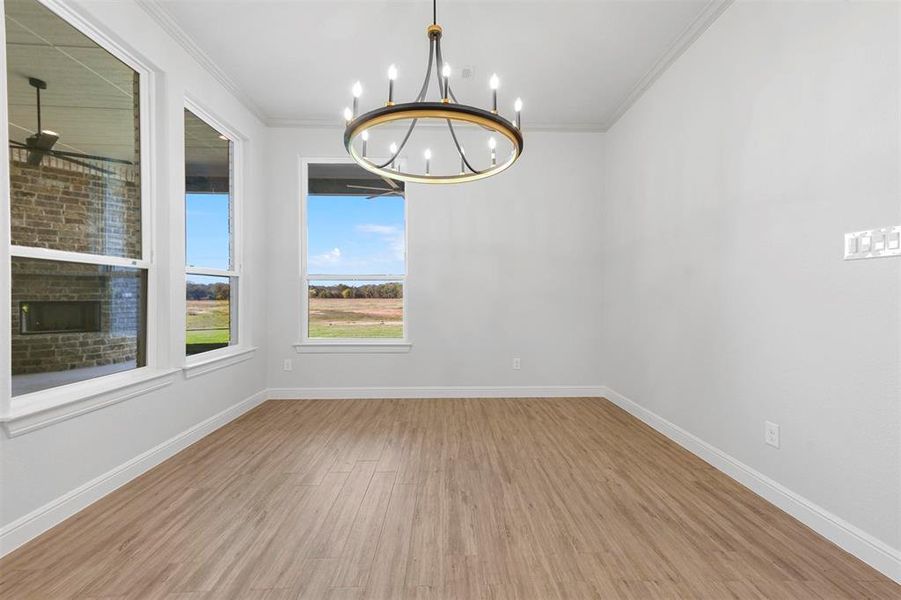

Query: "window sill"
<box><xmin>1</xmin><ymin>367</ymin><xmax>180</xmax><ymax>437</ymax></box>
<box><xmin>293</xmin><ymin>341</ymin><xmax>412</xmax><ymax>354</ymax></box>
<box><xmin>184</xmin><ymin>346</ymin><xmax>257</xmax><ymax>378</ymax></box>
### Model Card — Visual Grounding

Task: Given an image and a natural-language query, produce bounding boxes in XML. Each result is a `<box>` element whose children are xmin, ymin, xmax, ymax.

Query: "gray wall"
<box><xmin>600</xmin><ymin>0</ymin><xmax>900</xmax><ymax>551</ymax></box>
<box><xmin>264</xmin><ymin>128</ymin><xmax>605</xmax><ymax>391</ymax></box>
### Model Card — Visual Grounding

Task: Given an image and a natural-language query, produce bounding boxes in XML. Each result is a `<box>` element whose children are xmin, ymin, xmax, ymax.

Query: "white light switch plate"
<box><xmin>844</xmin><ymin>225</ymin><xmax>901</xmax><ymax>260</ymax></box>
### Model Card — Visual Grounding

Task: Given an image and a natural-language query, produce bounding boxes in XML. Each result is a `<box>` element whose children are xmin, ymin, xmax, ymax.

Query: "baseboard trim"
<box><xmin>266</xmin><ymin>385</ymin><xmax>605</xmax><ymax>400</ymax></box>
<box><xmin>0</xmin><ymin>389</ymin><xmax>268</xmax><ymax>558</ymax></box>
<box><xmin>599</xmin><ymin>385</ymin><xmax>901</xmax><ymax>584</ymax></box>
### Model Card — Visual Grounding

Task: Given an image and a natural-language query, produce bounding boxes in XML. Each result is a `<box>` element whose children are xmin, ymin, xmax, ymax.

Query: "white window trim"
<box><xmin>183</xmin><ymin>98</ymin><xmax>253</xmax><ymax>369</ymax></box>
<box><xmin>183</xmin><ymin>344</ymin><xmax>256</xmax><ymax>378</ymax></box>
<box><xmin>296</xmin><ymin>157</ymin><xmax>411</xmax><ymax>353</ymax></box>
<box><xmin>1</xmin><ymin>0</ymin><xmax>164</xmax><ymax>428</ymax></box>
<box><xmin>0</xmin><ymin>367</ymin><xmax>179</xmax><ymax>437</ymax></box>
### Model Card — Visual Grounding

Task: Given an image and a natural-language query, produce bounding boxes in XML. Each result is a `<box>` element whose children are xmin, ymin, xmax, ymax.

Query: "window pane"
<box><xmin>186</xmin><ymin>193</ymin><xmax>231</xmax><ymax>269</ymax></box>
<box><xmin>307</xmin><ymin>194</ymin><xmax>405</xmax><ymax>276</ymax></box>
<box><xmin>308</xmin><ymin>280</ymin><xmax>402</xmax><ymax>339</ymax></box>
<box><xmin>185</xmin><ymin>109</ymin><xmax>231</xmax><ymax>270</ymax></box>
<box><xmin>11</xmin><ymin>257</ymin><xmax>147</xmax><ymax>396</ymax></box>
<box><xmin>186</xmin><ymin>274</ymin><xmax>235</xmax><ymax>355</ymax></box>
<box><xmin>6</xmin><ymin>0</ymin><xmax>141</xmax><ymax>259</ymax></box>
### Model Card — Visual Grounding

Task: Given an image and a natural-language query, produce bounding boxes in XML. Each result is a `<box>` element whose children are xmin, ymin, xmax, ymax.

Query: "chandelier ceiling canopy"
<box><xmin>342</xmin><ymin>0</ymin><xmax>523</xmax><ymax>184</ymax></box>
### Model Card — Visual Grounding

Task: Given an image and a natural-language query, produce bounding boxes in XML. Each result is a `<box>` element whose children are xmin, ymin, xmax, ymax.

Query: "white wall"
<box><xmin>601</xmin><ymin>0</ymin><xmax>900</xmax><ymax>559</ymax></box>
<box><xmin>264</xmin><ymin>128</ymin><xmax>605</xmax><ymax>393</ymax></box>
<box><xmin>0</xmin><ymin>0</ymin><xmax>268</xmax><ymax>537</ymax></box>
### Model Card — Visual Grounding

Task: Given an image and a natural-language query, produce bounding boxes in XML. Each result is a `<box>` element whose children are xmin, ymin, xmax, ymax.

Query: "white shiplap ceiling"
<box><xmin>143</xmin><ymin>0</ymin><xmax>732</xmax><ymax>131</ymax></box>
<box><xmin>6</xmin><ymin>0</ymin><xmax>138</xmax><ymax>162</ymax></box>
<box><xmin>5</xmin><ymin>0</ymin><xmax>234</xmax><ymax>167</ymax></box>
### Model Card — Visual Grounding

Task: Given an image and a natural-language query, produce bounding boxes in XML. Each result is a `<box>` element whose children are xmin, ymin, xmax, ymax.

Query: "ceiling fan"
<box><xmin>347</xmin><ymin>175</ymin><xmax>403</xmax><ymax>200</ymax></box>
<box><xmin>8</xmin><ymin>77</ymin><xmax>134</xmax><ymax>175</ymax></box>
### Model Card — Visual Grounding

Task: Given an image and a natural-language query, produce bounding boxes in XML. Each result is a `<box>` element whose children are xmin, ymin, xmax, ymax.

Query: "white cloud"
<box><xmin>357</xmin><ymin>224</ymin><xmax>405</xmax><ymax>261</ymax></box>
<box><xmin>309</xmin><ymin>247</ymin><xmax>341</xmax><ymax>267</ymax></box>
<box><xmin>357</xmin><ymin>224</ymin><xmax>399</xmax><ymax>235</ymax></box>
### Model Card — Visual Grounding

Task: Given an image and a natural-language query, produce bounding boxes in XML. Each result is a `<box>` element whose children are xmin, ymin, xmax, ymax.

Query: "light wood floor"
<box><xmin>0</xmin><ymin>398</ymin><xmax>896</xmax><ymax>599</ymax></box>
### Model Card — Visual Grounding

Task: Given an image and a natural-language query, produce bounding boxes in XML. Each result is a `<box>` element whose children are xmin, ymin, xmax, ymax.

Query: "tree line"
<box><xmin>187</xmin><ymin>282</ymin><xmax>230</xmax><ymax>301</ymax></box>
<box><xmin>309</xmin><ymin>282</ymin><xmax>402</xmax><ymax>299</ymax></box>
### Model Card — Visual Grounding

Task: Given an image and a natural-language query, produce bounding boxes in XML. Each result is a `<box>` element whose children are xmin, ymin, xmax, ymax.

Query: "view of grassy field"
<box><xmin>187</xmin><ymin>299</ymin><xmax>230</xmax><ymax>345</ymax></box>
<box><xmin>309</xmin><ymin>297</ymin><xmax>403</xmax><ymax>338</ymax></box>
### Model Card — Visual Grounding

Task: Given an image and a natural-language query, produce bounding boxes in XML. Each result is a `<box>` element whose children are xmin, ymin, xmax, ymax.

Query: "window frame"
<box><xmin>2</xmin><ymin>0</ymin><xmax>163</xmax><ymax>415</ymax></box>
<box><xmin>297</xmin><ymin>157</ymin><xmax>410</xmax><ymax>352</ymax></box>
<box><xmin>183</xmin><ymin>97</ymin><xmax>247</xmax><ymax>367</ymax></box>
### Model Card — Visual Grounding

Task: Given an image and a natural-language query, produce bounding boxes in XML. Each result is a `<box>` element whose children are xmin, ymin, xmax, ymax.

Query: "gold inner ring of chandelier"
<box><xmin>344</xmin><ymin>104</ymin><xmax>523</xmax><ymax>184</ymax></box>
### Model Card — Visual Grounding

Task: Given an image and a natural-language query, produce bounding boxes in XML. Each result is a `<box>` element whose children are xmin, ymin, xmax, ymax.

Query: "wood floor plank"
<box><xmin>331</xmin><ymin>470</ymin><xmax>396</xmax><ymax>587</ymax></box>
<box><xmin>309</xmin><ymin>460</ymin><xmax>378</xmax><ymax>559</ymax></box>
<box><xmin>0</xmin><ymin>398</ymin><xmax>895</xmax><ymax>600</ymax></box>
<box><xmin>363</xmin><ymin>482</ymin><xmax>418</xmax><ymax>600</ymax></box>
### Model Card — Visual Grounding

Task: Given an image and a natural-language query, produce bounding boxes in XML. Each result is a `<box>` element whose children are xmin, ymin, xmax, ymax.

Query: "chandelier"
<box><xmin>342</xmin><ymin>0</ymin><xmax>523</xmax><ymax>184</ymax></box>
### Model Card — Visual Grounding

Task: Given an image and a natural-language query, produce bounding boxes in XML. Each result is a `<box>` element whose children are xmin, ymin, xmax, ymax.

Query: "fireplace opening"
<box><xmin>20</xmin><ymin>301</ymin><xmax>102</xmax><ymax>334</ymax></box>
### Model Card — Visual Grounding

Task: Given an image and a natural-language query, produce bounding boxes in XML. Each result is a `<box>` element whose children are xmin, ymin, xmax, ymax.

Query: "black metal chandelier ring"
<box><xmin>344</xmin><ymin>103</ymin><xmax>524</xmax><ymax>184</ymax></box>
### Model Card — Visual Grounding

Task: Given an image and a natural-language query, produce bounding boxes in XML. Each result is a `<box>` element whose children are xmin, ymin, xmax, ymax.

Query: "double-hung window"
<box><xmin>301</xmin><ymin>161</ymin><xmax>406</xmax><ymax>344</ymax></box>
<box><xmin>6</xmin><ymin>0</ymin><xmax>149</xmax><ymax>396</ymax></box>
<box><xmin>184</xmin><ymin>107</ymin><xmax>239</xmax><ymax>357</ymax></box>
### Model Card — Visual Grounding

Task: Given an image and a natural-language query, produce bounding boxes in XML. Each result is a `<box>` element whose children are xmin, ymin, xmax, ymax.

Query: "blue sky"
<box><xmin>186</xmin><ymin>193</ymin><xmax>230</xmax><ymax>270</ymax></box>
<box><xmin>307</xmin><ymin>194</ymin><xmax>405</xmax><ymax>276</ymax></box>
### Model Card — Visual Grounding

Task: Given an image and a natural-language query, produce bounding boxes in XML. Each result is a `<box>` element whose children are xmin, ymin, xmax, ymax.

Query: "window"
<box><xmin>302</xmin><ymin>162</ymin><xmax>406</xmax><ymax>342</ymax></box>
<box><xmin>7</xmin><ymin>0</ymin><xmax>148</xmax><ymax>396</ymax></box>
<box><xmin>184</xmin><ymin>107</ymin><xmax>238</xmax><ymax>356</ymax></box>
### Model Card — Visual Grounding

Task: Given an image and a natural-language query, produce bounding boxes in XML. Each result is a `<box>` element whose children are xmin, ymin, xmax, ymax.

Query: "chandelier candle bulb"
<box><xmin>489</xmin><ymin>136</ymin><xmax>497</xmax><ymax>166</ymax></box>
<box><xmin>361</xmin><ymin>129</ymin><xmax>369</xmax><ymax>158</ymax></box>
<box><xmin>387</xmin><ymin>64</ymin><xmax>397</xmax><ymax>105</ymax></box>
<box><xmin>424</xmin><ymin>148</ymin><xmax>432</xmax><ymax>174</ymax></box>
<box><xmin>514</xmin><ymin>97</ymin><xmax>522</xmax><ymax>129</ymax></box>
<box><xmin>490</xmin><ymin>73</ymin><xmax>499</xmax><ymax>113</ymax></box>
<box><xmin>352</xmin><ymin>81</ymin><xmax>362</xmax><ymax>116</ymax></box>
<box><xmin>343</xmin><ymin>107</ymin><xmax>353</xmax><ymax>123</ymax></box>
<box><xmin>442</xmin><ymin>63</ymin><xmax>451</xmax><ymax>102</ymax></box>
<box><xmin>389</xmin><ymin>142</ymin><xmax>398</xmax><ymax>170</ymax></box>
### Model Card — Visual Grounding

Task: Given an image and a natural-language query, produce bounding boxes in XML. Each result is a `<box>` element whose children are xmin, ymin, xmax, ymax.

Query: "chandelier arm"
<box><xmin>445</xmin><ymin>119</ymin><xmax>482</xmax><ymax>174</ymax></box>
<box><xmin>371</xmin><ymin>36</ymin><xmax>438</xmax><ymax>170</ymax></box>
<box><xmin>372</xmin><ymin>118</ymin><xmax>418</xmax><ymax>169</ymax></box>
<box><xmin>416</xmin><ymin>37</ymin><xmax>436</xmax><ymax>102</ymax></box>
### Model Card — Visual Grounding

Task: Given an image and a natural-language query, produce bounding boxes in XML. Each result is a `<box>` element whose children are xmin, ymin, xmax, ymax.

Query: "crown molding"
<box><xmin>136</xmin><ymin>0</ymin><xmax>268</xmax><ymax>124</ymax></box>
<box><xmin>137</xmin><ymin>0</ymin><xmax>732</xmax><ymax>135</ymax></box>
<box><xmin>602</xmin><ymin>0</ymin><xmax>734</xmax><ymax>132</ymax></box>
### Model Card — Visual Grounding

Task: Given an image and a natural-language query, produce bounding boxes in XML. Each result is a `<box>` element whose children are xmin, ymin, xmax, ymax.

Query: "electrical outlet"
<box><xmin>512</xmin><ymin>357</ymin><xmax>521</xmax><ymax>370</ymax></box>
<box><xmin>283</xmin><ymin>359</ymin><xmax>293</xmax><ymax>372</ymax></box>
<box><xmin>764</xmin><ymin>421</ymin><xmax>780</xmax><ymax>448</ymax></box>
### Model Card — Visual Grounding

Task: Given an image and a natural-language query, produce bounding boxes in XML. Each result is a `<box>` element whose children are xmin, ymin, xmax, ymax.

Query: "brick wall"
<box><xmin>10</xmin><ymin>157</ymin><xmax>145</xmax><ymax>376</ymax></box>
<box><xmin>9</xmin><ymin>153</ymin><xmax>141</xmax><ymax>257</ymax></box>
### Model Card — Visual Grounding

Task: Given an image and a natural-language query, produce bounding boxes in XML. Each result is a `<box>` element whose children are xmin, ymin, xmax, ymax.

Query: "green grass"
<box><xmin>308</xmin><ymin>297</ymin><xmax>403</xmax><ymax>340</ymax></box>
<box><xmin>186</xmin><ymin>328</ymin><xmax>230</xmax><ymax>344</ymax></box>
<box><xmin>187</xmin><ymin>300</ymin><xmax>230</xmax><ymax>346</ymax></box>
<box><xmin>308</xmin><ymin>323</ymin><xmax>403</xmax><ymax>338</ymax></box>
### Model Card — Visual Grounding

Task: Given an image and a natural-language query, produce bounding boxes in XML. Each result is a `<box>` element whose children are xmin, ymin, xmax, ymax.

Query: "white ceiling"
<box><xmin>146</xmin><ymin>0</ymin><xmax>730</xmax><ymax>131</ymax></box>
